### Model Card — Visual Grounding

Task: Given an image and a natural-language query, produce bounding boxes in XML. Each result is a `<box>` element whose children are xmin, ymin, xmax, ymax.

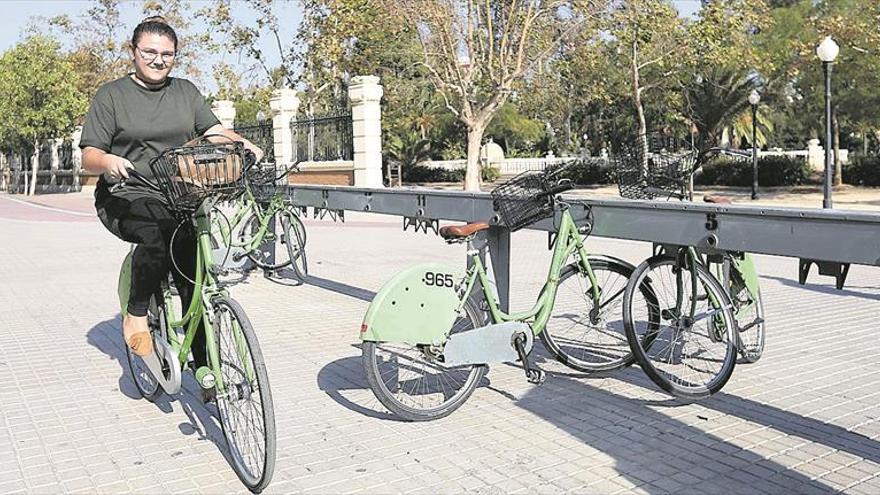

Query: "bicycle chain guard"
<box><xmin>443</xmin><ymin>321</ymin><xmax>532</xmax><ymax>366</ymax></box>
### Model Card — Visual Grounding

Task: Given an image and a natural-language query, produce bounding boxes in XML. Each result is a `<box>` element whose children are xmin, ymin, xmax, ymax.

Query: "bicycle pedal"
<box><xmin>513</xmin><ymin>333</ymin><xmax>542</xmax><ymax>384</ymax></box>
<box><xmin>527</xmin><ymin>368</ymin><xmax>546</xmax><ymax>385</ymax></box>
<box><xmin>738</xmin><ymin>317</ymin><xmax>765</xmax><ymax>332</ymax></box>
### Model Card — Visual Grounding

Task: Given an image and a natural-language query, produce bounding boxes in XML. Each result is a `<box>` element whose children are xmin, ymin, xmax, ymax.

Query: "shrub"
<box><xmin>843</xmin><ymin>155</ymin><xmax>880</xmax><ymax>186</ymax></box>
<box><xmin>561</xmin><ymin>158</ymin><xmax>614</xmax><ymax>185</ymax></box>
<box><xmin>403</xmin><ymin>164</ymin><xmax>501</xmax><ymax>183</ymax></box>
<box><xmin>695</xmin><ymin>155</ymin><xmax>810</xmax><ymax>187</ymax></box>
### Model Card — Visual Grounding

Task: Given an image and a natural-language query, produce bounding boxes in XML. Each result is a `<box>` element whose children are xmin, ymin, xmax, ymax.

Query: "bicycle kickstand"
<box><xmin>513</xmin><ymin>333</ymin><xmax>545</xmax><ymax>385</ymax></box>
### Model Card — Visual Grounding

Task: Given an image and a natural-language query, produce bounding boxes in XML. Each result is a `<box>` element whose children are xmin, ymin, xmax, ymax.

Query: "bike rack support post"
<box><xmin>487</xmin><ymin>226</ymin><xmax>512</xmax><ymax>313</ymax></box>
<box><xmin>798</xmin><ymin>259</ymin><xmax>851</xmax><ymax>290</ymax></box>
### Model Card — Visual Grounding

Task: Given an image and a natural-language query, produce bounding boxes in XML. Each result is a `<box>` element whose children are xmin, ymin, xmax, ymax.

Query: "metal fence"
<box><xmin>233</xmin><ymin>121</ymin><xmax>275</xmax><ymax>163</ymax></box>
<box><xmin>291</xmin><ymin>113</ymin><xmax>354</xmax><ymax>163</ymax></box>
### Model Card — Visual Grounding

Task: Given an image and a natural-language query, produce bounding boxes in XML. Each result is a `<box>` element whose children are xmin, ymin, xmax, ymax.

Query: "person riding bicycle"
<box><xmin>79</xmin><ymin>16</ymin><xmax>263</xmax><ymax>383</ymax></box>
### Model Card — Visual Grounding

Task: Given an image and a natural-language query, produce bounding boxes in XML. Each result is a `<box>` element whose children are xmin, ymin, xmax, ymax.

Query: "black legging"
<box><xmin>96</xmin><ymin>190</ymin><xmax>207</xmax><ymax>368</ymax></box>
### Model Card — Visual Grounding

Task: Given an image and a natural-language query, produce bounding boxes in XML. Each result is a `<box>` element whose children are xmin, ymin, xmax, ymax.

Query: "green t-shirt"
<box><xmin>80</xmin><ymin>74</ymin><xmax>220</xmax><ymax>199</ymax></box>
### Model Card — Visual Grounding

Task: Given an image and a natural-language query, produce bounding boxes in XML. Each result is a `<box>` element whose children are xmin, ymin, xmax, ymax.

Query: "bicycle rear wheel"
<box><xmin>244</xmin><ymin>208</ymin><xmax>292</xmax><ymax>270</ymax></box>
<box><xmin>124</xmin><ymin>293</ymin><xmax>164</xmax><ymax>402</ymax></box>
<box><xmin>362</xmin><ymin>299</ymin><xmax>487</xmax><ymax>421</ymax></box>
<box><xmin>211</xmin><ymin>296</ymin><xmax>276</xmax><ymax>493</ymax></box>
<box><xmin>281</xmin><ymin>208</ymin><xmax>308</xmax><ymax>279</ymax></box>
<box><xmin>540</xmin><ymin>259</ymin><xmax>648</xmax><ymax>373</ymax></box>
<box><xmin>623</xmin><ymin>256</ymin><xmax>737</xmax><ymax>400</ymax></box>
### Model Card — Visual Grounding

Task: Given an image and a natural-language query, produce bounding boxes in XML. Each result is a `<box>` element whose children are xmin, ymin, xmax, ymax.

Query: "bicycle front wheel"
<box><xmin>540</xmin><ymin>259</ymin><xmax>644</xmax><ymax>373</ymax></box>
<box><xmin>623</xmin><ymin>256</ymin><xmax>737</xmax><ymax>400</ymax></box>
<box><xmin>362</xmin><ymin>299</ymin><xmax>487</xmax><ymax>421</ymax></box>
<box><xmin>734</xmin><ymin>286</ymin><xmax>765</xmax><ymax>363</ymax></box>
<box><xmin>211</xmin><ymin>296</ymin><xmax>276</xmax><ymax>493</ymax></box>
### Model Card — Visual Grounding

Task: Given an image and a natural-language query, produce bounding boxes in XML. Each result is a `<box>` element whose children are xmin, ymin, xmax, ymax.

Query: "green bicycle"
<box><xmin>616</xmin><ymin>144</ymin><xmax>765</xmax><ymax>400</ymax></box>
<box><xmin>360</xmin><ymin>166</ymin><xmax>655</xmax><ymax>421</ymax></box>
<box><xmin>210</xmin><ymin>161</ymin><xmax>308</xmax><ymax>279</ymax></box>
<box><xmin>117</xmin><ymin>139</ymin><xmax>276</xmax><ymax>492</ymax></box>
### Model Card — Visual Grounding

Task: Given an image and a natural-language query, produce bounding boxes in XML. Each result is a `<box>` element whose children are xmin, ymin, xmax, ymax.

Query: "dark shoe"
<box><xmin>200</xmin><ymin>386</ymin><xmax>217</xmax><ymax>404</ymax></box>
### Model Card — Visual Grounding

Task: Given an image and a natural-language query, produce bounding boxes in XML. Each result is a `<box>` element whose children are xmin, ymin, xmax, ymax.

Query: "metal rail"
<box><xmin>284</xmin><ymin>184</ymin><xmax>880</xmax><ymax>308</ymax></box>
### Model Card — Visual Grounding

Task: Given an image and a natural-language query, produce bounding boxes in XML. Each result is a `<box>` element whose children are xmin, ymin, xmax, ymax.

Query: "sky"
<box><xmin>0</xmin><ymin>0</ymin><xmax>701</xmax><ymax>92</ymax></box>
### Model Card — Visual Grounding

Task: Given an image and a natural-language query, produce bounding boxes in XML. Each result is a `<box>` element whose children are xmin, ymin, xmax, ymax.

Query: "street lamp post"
<box><xmin>748</xmin><ymin>89</ymin><xmax>760</xmax><ymax>200</ymax></box>
<box><xmin>817</xmin><ymin>36</ymin><xmax>839</xmax><ymax>209</ymax></box>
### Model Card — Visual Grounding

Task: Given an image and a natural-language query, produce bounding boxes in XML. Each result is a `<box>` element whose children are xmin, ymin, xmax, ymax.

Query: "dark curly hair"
<box><xmin>131</xmin><ymin>15</ymin><xmax>178</xmax><ymax>51</ymax></box>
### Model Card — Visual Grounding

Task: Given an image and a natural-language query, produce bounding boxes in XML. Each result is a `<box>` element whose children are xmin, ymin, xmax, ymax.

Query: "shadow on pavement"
<box><xmin>306</xmin><ymin>275</ymin><xmax>376</xmax><ymax>302</ymax></box>
<box><xmin>512</xmin><ymin>350</ymin><xmax>841</xmax><ymax>494</ymax></box>
<box><xmin>762</xmin><ymin>274</ymin><xmax>880</xmax><ymax>302</ymax></box>
<box><xmin>85</xmin><ymin>315</ymin><xmax>235</xmax><ymax>467</ymax></box>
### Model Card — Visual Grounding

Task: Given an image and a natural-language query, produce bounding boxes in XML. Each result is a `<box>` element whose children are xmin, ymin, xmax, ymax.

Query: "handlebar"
<box><xmin>112</xmin><ymin>148</ymin><xmax>258</xmax><ymax>193</ymax></box>
<box><xmin>545</xmin><ymin>178</ymin><xmax>573</xmax><ymax>197</ymax></box>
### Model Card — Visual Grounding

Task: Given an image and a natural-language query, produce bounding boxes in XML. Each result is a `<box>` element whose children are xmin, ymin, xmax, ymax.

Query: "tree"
<box><xmin>681</xmin><ymin>69</ymin><xmax>760</xmax><ymax>148</ymax></box>
<box><xmin>0</xmin><ymin>36</ymin><xmax>87</xmax><ymax>195</ymax></box>
<box><xmin>386</xmin><ymin>0</ymin><xmax>605</xmax><ymax>190</ymax></box>
<box><xmin>608</xmin><ymin>0</ymin><xmax>688</xmax><ymax>160</ymax></box>
<box><xmin>42</xmin><ymin>0</ymin><xmax>130</xmax><ymax>100</ymax></box>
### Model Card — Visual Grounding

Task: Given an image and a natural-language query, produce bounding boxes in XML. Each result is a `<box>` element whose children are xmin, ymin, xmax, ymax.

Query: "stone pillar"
<box><xmin>807</xmin><ymin>138</ymin><xmax>824</xmax><ymax>171</ymax></box>
<box><xmin>211</xmin><ymin>100</ymin><xmax>236</xmax><ymax>129</ymax></box>
<box><xmin>348</xmin><ymin>76</ymin><xmax>384</xmax><ymax>188</ymax></box>
<box><xmin>269</xmin><ymin>88</ymin><xmax>300</xmax><ymax>166</ymax></box>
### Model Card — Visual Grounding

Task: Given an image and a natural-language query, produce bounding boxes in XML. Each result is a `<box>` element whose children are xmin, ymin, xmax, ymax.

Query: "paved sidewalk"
<box><xmin>1</xmin><ymin>193</ymin><xmax>880</xmax><ymax>494</ymax></box>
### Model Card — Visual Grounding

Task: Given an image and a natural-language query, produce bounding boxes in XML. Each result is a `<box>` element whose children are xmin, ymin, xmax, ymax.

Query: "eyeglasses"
<box><xmin>136</xmin><ymin>46</ymin><xmax>176</xmax><ymax>63</ymax></box>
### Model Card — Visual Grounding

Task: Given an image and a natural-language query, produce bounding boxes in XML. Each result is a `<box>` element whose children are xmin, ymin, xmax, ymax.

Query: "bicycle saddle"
<box><xmin>439</xmin><ymin>222</ymin><xmax>490</xmax><ymax>240</ymax></box>
<box><xmin>703</xmin><ymin>195</ymin><xmax>733</xmax><ymax>204</ymax></box>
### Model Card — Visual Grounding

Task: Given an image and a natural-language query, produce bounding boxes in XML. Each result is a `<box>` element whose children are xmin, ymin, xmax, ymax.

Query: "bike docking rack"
<box><xmin>283</xmin><ymin>183</ymin><xmax>880</xmax><ymax>306</ymax></box>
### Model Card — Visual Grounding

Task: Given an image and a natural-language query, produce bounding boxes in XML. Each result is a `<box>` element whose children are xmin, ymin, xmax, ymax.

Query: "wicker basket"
<box><xmin>149</xmin><ymin>141</ymin><xmax>251</xmax><ymax>214</ymax></box>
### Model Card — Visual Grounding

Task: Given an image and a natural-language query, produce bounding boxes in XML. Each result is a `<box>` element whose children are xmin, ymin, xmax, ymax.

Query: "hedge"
<box><xmin>842</xmin><ymin>155</ymin><xmax>880</xmax><ymax>186</ymax></box>
<box><xmin>402</xmin><ymin>164</ymin><xmax>501</xmax><ymax>183</ymax></box>
<box><xmin>694</xmin><ymin>155</ymin><xmax>811</xmax><ymax>187</ymax></box>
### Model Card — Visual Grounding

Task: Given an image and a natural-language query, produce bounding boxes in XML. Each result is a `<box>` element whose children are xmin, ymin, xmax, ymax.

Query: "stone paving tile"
<box><xmin>2</xmin><ymin>201</ymin><xmax>880</xmax><ymax>493</ymax></box>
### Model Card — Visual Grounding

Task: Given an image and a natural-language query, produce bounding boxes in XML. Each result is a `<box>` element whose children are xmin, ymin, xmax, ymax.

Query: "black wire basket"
<box><xmin>149</xmin><ymin>140</ymin><xmax>252</xmax><ymax>214</ymax></box>
<box><xmin>613</xmin><ymin>142</ymin><xmax>698</xmax><ymax>200</ymax></box>
<box><xmin>491</xmin><ymin>170</ymin><xmax>556</xmax><ymax>232</ymax></box>
<box><xmin>246</xmin><ymin>161</ymin><xmax>299</xmax><ymax>201</ymax></box>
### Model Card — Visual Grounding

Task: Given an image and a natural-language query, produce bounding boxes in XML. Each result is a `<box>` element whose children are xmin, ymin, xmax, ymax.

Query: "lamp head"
<box><xmin>816</xmin><ymin>36</ymin><xmax>839</xmax><ymax>63</ymax></box>
<box><xmin>256</xmin><ymin>110</ymin><xmax>266</xmax><ymax>123</ymax></box>
<box><xmin>748</xmin><ymin>89</ymin><xmax>761</xmax><ymax>106</ymax></box>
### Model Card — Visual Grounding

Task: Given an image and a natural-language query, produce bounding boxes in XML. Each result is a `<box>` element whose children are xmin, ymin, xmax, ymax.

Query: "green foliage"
<box><xmin>695</xmin><ymin>156</ymin><xmax>811</xmax><ymax>187</ymax></box>
<box><xmin>842</xmin><ymin>155</ymin><xmax>880</xmax><ymax>187</ymax></box>
<box><xmin>0</xmin><ymin>36</ymin><xmax>87</xmax><ymax>150</ymax></box>
<box><xmin>485</xmin><ymin>103</ymin><xmax>546</xmax><ymax>156</ymax></box>
<box><xmin>682</xmin><ymin>68</ymin><xmax>760</xmax><ymax>147</ymax></box>
<box><xmin>561</xmin><ymin>159</ymin><xmax>615</xmax><ymax>185</ymax></box>
<box><xmin>403</xmin><ymin>164</ymin><xmax>500</xmax><ymax>183</ymax></box>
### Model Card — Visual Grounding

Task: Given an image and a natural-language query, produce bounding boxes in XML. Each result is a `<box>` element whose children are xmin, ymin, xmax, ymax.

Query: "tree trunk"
<box><xmin>464</xmin><ymin>123</ymin><xmax>487</xmax><ymax>192</ymax></box>
<box><xmin>832</xmin><ymin>107</ymin><xmax>841</xmax><ymax>187</ymax></box>
<box><xmin>29</xmin><ymin>139</ymin><xmax>39</xmax><ymax>195</ymax></box>
<box><xmin>631</xmin><ymin>41</ymin><xmax>648</xmax><ymax>173</ymax></box>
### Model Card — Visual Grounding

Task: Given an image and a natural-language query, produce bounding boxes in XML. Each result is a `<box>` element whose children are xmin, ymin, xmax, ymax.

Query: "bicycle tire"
<box><xmin>123</xmin><ymin>293</ymin><xmax>164</xmax><ymax>402</ymax></box>
<box><xmin>735</xmin><ymin>287</ymin><xmax>765</xmax><ymax>363</ymax></box>
<box><xmin>211</xmin><ymin>296</ymin><xmax>276</xmax><ymax>493</ymax></box>
<box><xmin>244</xmin><ymin>208</ymin><xmax>292</xmax><ymax>270</ymax></box>
<box><xmin>540</xmin><ymin>259</ymin><xmax>649</xmax><ymax>374</ymax></box>
<box><xmin>281</xmin><ymin>208</ymin><xmax>308</xmax><ymax>280</ymax></box>
<box><xmin>623</xmin><ymin>255</ymin><xmax>737</xmax><ymax>400</ymax></box>
<box><xmin>362</xmin><ymin>298</ymin><xmax>487</xmax><ymax>421</ymax></box>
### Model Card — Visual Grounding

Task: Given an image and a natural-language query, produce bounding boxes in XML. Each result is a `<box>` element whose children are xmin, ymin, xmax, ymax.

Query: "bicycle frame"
<box><xmin>213</xmin><ymin>187</ymin><xmax>287</xmax><ymax>255</ymax></box>
<box><xmin>456</xmin><ymin>207</ymin><xmax>601</xmax><ymax>335</ymax></box>
<box><xmin>157</xmin><ymin>201</ymin><xmax>255</xmax><ymax>394</ymax></box>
